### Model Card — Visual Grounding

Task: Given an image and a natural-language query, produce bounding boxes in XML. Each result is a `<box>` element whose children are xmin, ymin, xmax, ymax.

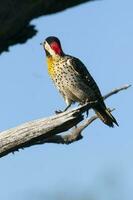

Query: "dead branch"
<box><xmin>34</xmin><ymin>84</ymin><xmax>131</xmax><ymax>145</ymax></box>
<box><xmin>0</xmin><ymin>84</ymin><xmax>131</xmax><ymax>158</ymax></box>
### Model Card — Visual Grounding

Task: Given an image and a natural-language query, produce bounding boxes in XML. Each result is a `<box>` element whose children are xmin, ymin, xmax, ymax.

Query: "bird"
<box><xmin>41</xmin><ymin>36</ymin><xmax>118</xmax><ymax>127</ymax></box>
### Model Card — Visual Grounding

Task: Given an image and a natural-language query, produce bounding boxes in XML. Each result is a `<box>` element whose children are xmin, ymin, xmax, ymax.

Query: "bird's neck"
<box><xmin>46</xmin><ymin>56</ymin><xmax>58</xmax><ymax>79</ymax></box>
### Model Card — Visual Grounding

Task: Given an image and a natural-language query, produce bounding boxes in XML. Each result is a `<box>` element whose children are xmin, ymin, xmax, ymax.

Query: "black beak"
<box><xmin>40</xmin><ymin>41</ymin><xmax>46</xmax><ymax>46</ymax></box>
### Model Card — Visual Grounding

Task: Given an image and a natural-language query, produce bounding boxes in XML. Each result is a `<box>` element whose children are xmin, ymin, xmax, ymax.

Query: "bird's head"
<box><xmin>41</xmin><ymin>36</ymin><xmax>64</xmax><ymax>57</ymax></box>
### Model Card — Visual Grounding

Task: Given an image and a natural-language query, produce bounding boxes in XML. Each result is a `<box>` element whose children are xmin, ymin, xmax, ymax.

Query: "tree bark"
<box><xmin>0</xmin><ymin>84</ymin><xmax>131</xmax><ymax>158</ymax></box>
<box><xmin>0</xmin><ymin>0</ymin><xmax>94</xmax><ymax>54</ymax></box>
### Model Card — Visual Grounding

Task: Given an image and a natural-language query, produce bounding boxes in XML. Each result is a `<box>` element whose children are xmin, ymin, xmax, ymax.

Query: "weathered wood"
<box><xmin>0</xmin><ymin>107</ymin><xmax>85</xmax><ymax>158</ymax></box>
<box><xmin>0</xmin><ymin>84</ymin><xmax>131</xmax><ymax>158</ymax></box>
<box><xmin>34</xmin><ymin>84</ymin><xmax>131</xmax><ymax>145</ymax></box>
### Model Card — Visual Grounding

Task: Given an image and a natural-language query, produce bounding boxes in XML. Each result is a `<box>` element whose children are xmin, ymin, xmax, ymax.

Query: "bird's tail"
<box><xmin>94</xmin><ymin>105</ymin><xmax>119</xmax><ymax>127</ymax></box>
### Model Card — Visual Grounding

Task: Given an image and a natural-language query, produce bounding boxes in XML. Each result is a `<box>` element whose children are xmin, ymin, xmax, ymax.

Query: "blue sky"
<box><xmin>0</xmin><ymin>0</ymin><xmax>132</xmax><ymax>199</ymax></box>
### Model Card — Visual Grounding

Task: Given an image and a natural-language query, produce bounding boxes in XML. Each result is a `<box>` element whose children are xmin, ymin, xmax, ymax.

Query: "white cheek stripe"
<box><xmin>45</xmin><ymin>42</ymin><xmax>56</xmax><ymax>56</ymax></box>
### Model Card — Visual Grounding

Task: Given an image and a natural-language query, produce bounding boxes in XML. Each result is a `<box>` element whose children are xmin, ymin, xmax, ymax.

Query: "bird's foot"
<box><xmin>55</xmin><ymin>110</ymin><xmax>63</xmax><ymax>114</ymax></box>
<box><xmin>86</xmin><ymin>109</ymin><xmax>89</xmax><ymax>117</ymax></box>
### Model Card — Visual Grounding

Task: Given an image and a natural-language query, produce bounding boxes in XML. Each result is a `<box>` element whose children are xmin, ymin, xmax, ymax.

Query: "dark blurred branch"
<box><xmin>0</xmin><ymin>84</ymin><xmax>131</xmax><ymax>158</ymax></box>
<box><xmin>0</xmin><ymin>0</ymin><xmax>95</xmax><ymax>54</ymax></box>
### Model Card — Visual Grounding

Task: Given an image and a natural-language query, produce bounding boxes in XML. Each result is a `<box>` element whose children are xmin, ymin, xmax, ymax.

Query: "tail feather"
<box><xmin>94</xmin><ymin>106</ymin><xmax>119</xmax><ymax>127</ymax></box>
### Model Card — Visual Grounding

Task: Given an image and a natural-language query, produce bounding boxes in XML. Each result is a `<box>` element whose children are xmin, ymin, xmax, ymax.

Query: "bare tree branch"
<box><xmin>103</xmin><ymin>84</ymin><xmax>131</xmax><ymax>100</ymax></box>
<box><xmin>0</xmin><ymin>84</ymin><xmax>131</xmax><ymax>158</ymax></box>
<box><xmin>33</xmin><ymin>84</ymin><xmax>131</xmax><ymax>145</ymax></box>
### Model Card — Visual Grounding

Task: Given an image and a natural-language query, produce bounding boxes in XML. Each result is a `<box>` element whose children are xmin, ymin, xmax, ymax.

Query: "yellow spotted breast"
<box><xmin>46</xmin><ymin>57</ymin><xmax>56</xmax><ymax>80</ymax></box>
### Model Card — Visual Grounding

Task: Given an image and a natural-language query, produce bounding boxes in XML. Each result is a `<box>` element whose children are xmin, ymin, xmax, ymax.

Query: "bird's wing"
<box><xmin>68</xmin><ymin>56</ymin><xmax>104</xmax><ymax>104</ymax></box>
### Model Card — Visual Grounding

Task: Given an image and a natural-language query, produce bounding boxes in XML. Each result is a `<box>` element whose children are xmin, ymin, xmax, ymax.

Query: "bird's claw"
<box><xmin>55</xmin><ymin>110</ymin><xmax>63</xmax><ymax>114</ymax></box>
<box><xmin>86</xmin><ymin>109</ymin><xmax>89</xmax><ymax>117</ymax></box>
